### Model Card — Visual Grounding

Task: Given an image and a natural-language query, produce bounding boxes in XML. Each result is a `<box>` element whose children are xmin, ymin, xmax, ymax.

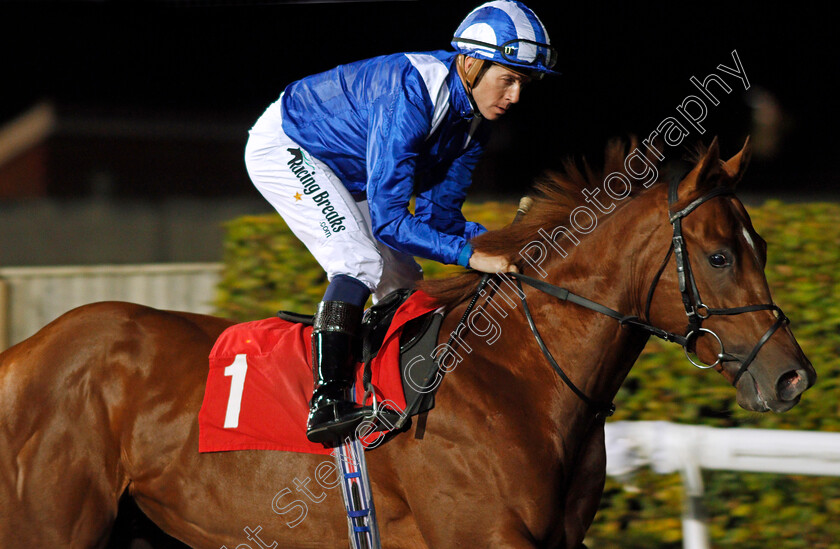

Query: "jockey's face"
<box><xmin>467</xmin><ymin>60</ymin><xmax>531</xmax><ymax>120</ymax></box>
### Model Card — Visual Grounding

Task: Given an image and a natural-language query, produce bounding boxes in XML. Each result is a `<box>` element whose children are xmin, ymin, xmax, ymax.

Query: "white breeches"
<box><xmin>244</xmin><ymin>97</ymin><xmax>422</xmax><ymax>302</ymax></box>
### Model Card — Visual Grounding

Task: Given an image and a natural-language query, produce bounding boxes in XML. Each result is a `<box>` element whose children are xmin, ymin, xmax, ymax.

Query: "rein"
<box><xmin>489</xmin><ymin>174</ymin><xmax>790</xmax><ymax>417</ymax></box>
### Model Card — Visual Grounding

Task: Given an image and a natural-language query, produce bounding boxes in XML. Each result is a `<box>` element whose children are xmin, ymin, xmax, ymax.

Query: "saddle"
<box><xmin>199</xmin><ymin>289</ymin><xmax>444</xmax><ymax>456</ymax></box>
<box><xmin>278</xmin><ymin>289</ymin><xmax>445</xmax><ymax>437</ymax></box>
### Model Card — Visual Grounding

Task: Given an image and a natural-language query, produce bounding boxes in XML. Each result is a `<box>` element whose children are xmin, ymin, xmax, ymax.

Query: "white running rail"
<box><xmin>604</xmin><ymin>421</ymin><xmax>840</xmax><ymax>549</ymax></box>
<box><xmin>0</xmin><ymin>263</ymin><xmax>222</xmax><ymax>350</ymax></box>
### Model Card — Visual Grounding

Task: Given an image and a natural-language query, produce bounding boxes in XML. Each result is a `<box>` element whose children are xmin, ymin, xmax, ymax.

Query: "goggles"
<box><xmin>453</xmin><ymin>37</ymin><xmax>558</xmax><ymax>71</ymax></box>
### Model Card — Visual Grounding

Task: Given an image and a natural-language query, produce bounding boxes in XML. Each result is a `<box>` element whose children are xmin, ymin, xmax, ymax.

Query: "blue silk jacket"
<box><xmin>280</xmin><ymin>50</ymin><xmax>489</xmax><ymax>266</ymax></box>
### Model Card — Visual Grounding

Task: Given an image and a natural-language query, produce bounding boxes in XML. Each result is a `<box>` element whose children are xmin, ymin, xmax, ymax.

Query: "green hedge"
<box><xmin>214</xmin><ymin>200</ymin><xmax>840</xmax><ymax>547</ymax></box>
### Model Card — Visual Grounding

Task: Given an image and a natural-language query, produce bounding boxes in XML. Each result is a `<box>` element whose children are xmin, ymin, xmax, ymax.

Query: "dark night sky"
<box><xmin>3</xmin><ymin>0</ymin><xmax>838</xmax><ymax>195</ymax></box>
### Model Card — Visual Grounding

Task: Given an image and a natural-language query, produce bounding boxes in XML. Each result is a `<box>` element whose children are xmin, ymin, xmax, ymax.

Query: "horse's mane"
<box><xmin>417</xmin><ymin>137</ymin><xmax>664</xmax><ymax>309</ymax></box>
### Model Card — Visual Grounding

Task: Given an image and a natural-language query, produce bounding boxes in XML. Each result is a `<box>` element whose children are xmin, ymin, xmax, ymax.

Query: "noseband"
<box><xmin>503</xmin><ymin>174</ymin><xmax>790</xmax><ymax>417</ymax></box>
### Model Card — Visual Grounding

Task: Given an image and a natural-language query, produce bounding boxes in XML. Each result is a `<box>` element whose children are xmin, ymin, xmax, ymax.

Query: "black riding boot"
<box><xmin>306</xmin><ymin>300</ymin><xmax>369</xmax><ymax>444</ymax></box>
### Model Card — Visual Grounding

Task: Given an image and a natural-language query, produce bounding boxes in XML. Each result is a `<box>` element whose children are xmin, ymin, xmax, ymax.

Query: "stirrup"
<box><xmin>361</xmin><ymin>385</ymin><xmax>404</xmax><ymax>433</ymax></box>
<box><xmin>306</xmin><ymin>402</ymin><xmax>370</xmax><ymax>443</ymax></box>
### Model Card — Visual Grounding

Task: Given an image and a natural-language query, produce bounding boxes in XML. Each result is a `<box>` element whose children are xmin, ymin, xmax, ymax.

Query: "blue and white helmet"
<box><xmin>452</xmin><ymin>1</ymin><xmax>558</xmax><ymax>78</ymax></box>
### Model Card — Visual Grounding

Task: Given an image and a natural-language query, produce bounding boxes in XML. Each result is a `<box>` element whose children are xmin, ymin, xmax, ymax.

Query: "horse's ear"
<box><xmin>696</xmin><ymin>136</ymin><xmax>722</xmax><ymax>184</ymax></box>
<box><xmin>681</xmin><ymin>137</ymin><xmax>723</xmax><ymax>197</ymax></box>
<box><xmin>722</xmin><ymin>136</ymin><xmax>752</xmax><ymax>189</ymax></box>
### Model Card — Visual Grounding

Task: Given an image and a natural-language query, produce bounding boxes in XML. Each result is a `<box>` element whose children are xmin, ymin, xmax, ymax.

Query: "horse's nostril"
<box><xmin>777</xmin><ymin>370</ymin><xmax>804</xmax><ymax>401</ymax></box>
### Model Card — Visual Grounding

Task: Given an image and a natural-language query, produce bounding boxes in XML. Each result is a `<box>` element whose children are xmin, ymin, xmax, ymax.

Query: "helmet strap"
<box><xmin>456</xmin><ymin>55</ymin><xmax>489</xmax><ymax>116</ymax></box>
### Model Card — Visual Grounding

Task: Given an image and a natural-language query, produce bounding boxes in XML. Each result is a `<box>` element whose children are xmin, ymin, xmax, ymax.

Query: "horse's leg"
<box><xmin>106</xmin><ymin>494</ymin><xmax>191</xmax><ymax>548</ymax></box>
<box><xmin>0</xmin><ymin>314</ymin><xmax>131</xmax><ymax>547</ymax></box>
<box><xmin>562</xmin><ymin>421</ymin><xmax>606</xmax><ymax>549</ymax></box>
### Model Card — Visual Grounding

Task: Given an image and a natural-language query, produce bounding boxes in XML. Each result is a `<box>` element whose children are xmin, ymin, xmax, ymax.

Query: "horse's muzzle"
<box><xmin>736</xmin><ymin>359</ymin><xmax>816</xmax><ymax>412</ymax></box>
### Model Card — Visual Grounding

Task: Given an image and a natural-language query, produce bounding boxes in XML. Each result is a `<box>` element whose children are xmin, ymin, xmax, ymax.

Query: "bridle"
<box><xmin>497</xmin><ymin>173</ymin><xmax>790</xmax><ymax>418</ymax></box>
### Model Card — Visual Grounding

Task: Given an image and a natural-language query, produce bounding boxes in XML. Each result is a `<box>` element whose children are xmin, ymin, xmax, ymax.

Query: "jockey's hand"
<box><xmin>468</xmin><ymin>250</ymin><xmax>519</xmax><ymax>274</ymax></box>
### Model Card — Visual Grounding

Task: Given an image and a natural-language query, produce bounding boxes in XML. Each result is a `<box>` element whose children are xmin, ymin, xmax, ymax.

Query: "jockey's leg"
<box><xmin>354</xmin><ymin>199</ymin><xmax>424</xmax><ymax>302</ymax></box>
<box><xmin>305</xmin><ymin>275</ymin><xmax>372</xmax><ymax>443</ymax></box>
<box><xmin>245</xmin><ymin>99</ymin><xmax>385</xmax><ymax>443</ymax></box>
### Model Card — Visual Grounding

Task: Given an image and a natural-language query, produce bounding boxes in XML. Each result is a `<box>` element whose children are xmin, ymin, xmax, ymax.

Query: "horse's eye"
<box><xmin>709</xmin><ymin>252</ymin><xmax>730</xmax><ymax>268</ymax></box>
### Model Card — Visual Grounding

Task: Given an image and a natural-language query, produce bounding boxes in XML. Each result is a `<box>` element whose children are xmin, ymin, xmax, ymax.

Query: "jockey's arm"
<box><xmin>414</xmin><ymin>146</ymin><xmax>518</xmax><ymax>274</ymax></box>
<box><xmin>366</xmin><ymin>92</ymin><xmax>475</xmax><ymax>266</ymax></box>
<box><xmin>366</xmin><ymin>88</ymin><xmax>515</xmax><ymax>273</ymax></box>
<box><xmin>468</xmin><ymin>249</ymin><xmax>519</xmax><ymax>273</ymax></box>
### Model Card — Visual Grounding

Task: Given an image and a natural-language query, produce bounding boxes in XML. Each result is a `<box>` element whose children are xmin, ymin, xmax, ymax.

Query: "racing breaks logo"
<box><xmin>287</xmin><ymin>148</ymin><xmax>346</xmax><ymax>236</ymax></box>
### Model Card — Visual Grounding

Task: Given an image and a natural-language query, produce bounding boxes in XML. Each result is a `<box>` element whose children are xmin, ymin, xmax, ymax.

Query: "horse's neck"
<box><xmin>541</xmin><ymin>193</ymin><xmax>663</xmax><ymax>402</ymax></box>
<box><xmin>444</xmin><ymin>190</ymin><xmax>663</xmax><ymax>454</ymax></box>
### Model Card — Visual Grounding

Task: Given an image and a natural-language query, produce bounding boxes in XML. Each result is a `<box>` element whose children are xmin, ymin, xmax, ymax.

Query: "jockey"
<box><xmin>244</xmin><ymin>0</ymin><xmax>557</xmax><ymax>444</ymax></box>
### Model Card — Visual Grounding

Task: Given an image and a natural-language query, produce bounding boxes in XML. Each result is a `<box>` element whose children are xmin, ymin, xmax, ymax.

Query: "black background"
<box><xmin>2</xmin><ymin>0</ymin><xmax>837</xmax><ymax>197</ymax></box>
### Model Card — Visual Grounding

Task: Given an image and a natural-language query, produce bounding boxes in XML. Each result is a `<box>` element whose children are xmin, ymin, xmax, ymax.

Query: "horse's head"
<box><xmin>645</xmin><ymin>138</ymin><xmax>816</xmax><ymax>412</ymax></box>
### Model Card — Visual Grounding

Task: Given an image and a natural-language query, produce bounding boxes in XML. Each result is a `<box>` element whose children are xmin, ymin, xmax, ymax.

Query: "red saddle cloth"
<box><xmin>198</xmin><ymin>291</ymin><xmax>439</xmax><ymax>456</ymax></box>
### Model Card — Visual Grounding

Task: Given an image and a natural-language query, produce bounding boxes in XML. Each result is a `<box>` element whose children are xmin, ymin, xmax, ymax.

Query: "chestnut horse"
<box><xmin>0</xmin><ymin>139</ymin><xmax>815</xmax><ymax>548</ymax></box>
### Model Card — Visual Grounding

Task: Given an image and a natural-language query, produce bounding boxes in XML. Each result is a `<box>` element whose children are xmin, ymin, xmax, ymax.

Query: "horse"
<box><xmin>0</xmin><ymin>138</ymin><xmax>815</xmax><ymax>548</ymax></box>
